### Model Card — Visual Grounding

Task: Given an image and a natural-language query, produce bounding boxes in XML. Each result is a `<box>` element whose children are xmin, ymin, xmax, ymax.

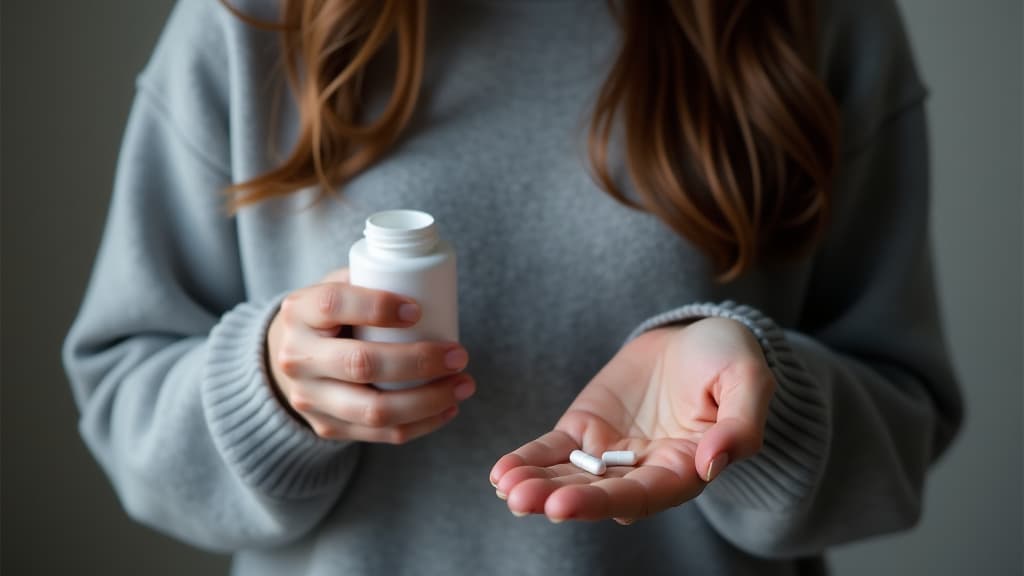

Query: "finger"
<box><xmin>306</xmin><ymin>404</ymin><xmax>460</xmax><ymax>444</ymax></box>
<box><xmin>498</xmin><ymin>460</ymin><xmax>638</xmax><ymax>496</ymax></box>
<box><xmin>308</xmin><ymin>339</ymin><xmax>468</xmax><ymax>383</ymax></box>
<box><xmin>280</xmin><ymin>282</ymin><xmax>421</xmax><ymax>331</ymax></box>
<box><xmin>496</xmin><ymin>462</ymin><xmax>580</xmax><ymax>496</ymax></box>
<box><xmin>295</xmin><ymin>373</ymin><xmax>474</xmax><ymax>427</ymax></box>
<box><xmin>489</xmin><ymin>430</ymin><xmax>579</xmax><ymax>486</ymax></box>
<box><xmin>545</xmin><ymin>465</ymin><xmax>702</xmax><ymax>521</ymax></box>
<box><xmin>505</xmin><ymin>473</ymin><xmax>590</xmax><ymax>516</ymax></box>
<box><xmin>696</xmin><ymin>360</ymin><xmax>776</xmax><ymax>482</ymax></box>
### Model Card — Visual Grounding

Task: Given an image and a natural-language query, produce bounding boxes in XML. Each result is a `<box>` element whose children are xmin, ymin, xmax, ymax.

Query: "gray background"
<box><xmin>1</xmin><ymin>0</ymin><xmax>1020</xmax><ymax>574</ymax></box>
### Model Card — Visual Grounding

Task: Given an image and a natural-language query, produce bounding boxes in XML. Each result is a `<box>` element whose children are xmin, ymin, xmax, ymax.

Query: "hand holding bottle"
<box><xmin>266</xmin><ymin>267</ymin><xmax>474</xmax><ymax>444</ymax></box>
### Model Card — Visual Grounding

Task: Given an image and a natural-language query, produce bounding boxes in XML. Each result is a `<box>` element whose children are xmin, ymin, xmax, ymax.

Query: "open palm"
<box><xmin>489</xmin><ymin>317</ymin><xmax>776</xmax><ymax>524</ymax></box>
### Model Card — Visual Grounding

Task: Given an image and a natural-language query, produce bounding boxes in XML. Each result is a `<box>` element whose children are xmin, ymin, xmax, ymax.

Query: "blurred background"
<box><xmin>2</xmin><ymin>1</ymin><xmax>1020</xmax><ymax>574</ymax></box>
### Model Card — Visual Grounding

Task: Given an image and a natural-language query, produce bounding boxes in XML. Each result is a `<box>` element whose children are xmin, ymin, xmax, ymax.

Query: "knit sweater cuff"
<box><xmin>628</xmin><ymin>301</ymin><xmax>831</xmax><ymax>510</ymax></box>
<box><xmin>202</xmin><ymin>296</ymin><xmax>354</xmax><ymax>500</ymax></box>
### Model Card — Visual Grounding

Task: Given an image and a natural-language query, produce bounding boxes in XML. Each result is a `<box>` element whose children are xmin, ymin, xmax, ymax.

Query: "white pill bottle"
<box><xmin>349</xmin><ymin>210</ymin><xmax>459</xmax><ymax>390</ymax></box>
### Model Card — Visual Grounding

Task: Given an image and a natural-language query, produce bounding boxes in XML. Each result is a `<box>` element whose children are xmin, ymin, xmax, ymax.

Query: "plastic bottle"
<box><xmin>348</xmin><ymin>210</ymin><xmax>459</xmax><ymax>390</ymax></box>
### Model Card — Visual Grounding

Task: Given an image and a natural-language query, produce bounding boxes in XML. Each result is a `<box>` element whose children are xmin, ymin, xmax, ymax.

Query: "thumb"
<box><xmin>694</xmin><ymin>361</ymin><xmax>776</xmax><ymax>483</ymax></box>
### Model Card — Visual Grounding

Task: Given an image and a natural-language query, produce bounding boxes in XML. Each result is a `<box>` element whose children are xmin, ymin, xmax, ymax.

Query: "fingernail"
<box><xmin>445</xmin><ymin>348</ymin><xmax>469</xmax><ymax>370</ymax></box>
<box><xmin>549</xmin><ymin>517</ymin><xmax>565</xmax><ymax>524</ymax></box>
<box><xmin>495</xmin><ymin>489</ymin><xmax>507</xmax><ymax>500</ymax></box>
<box><xmin>706</xmin><ymin>453</ymin><xmax>730</xmax><ymax>483</ymax></box>
<box><xmin>398</xmin><ymin>303</ymin><xmax>420</xmax><ymax>322</ymax></box>
<box><xmin>453</xmin><ymin>378</ymin><xmax>475</xmax><ymax>401</ymax></box>
<box><xmin>511</xmin><ymin>510</ymin><xmax>528</xmax><ymax>517</ymax></box>
<box><xmin>441</xmin><ymin>406</ymin><xmax>459</xmax><ymax>421</ymax></box>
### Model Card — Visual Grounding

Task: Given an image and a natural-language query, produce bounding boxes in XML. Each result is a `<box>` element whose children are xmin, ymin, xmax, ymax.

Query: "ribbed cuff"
<box><xmin>628</xmin><ymin>301</ymin><xmax>831</xmax><ymax>511</ymax></box>
<box><xmin>201</xmin><ymin>296</ymin><xmax>355</xmax><ymax>500</ymax></box>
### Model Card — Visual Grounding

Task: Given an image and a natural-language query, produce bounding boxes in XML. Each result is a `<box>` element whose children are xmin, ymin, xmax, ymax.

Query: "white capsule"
<box><xmin>601</xmin><ymin>450</ymin><xmax>637</xmax><ymax>466</ymax></box>
<box><xmin>569</xmin><ymin>450</ymin><xmax>607</xmax><ymax>475</ymax></box>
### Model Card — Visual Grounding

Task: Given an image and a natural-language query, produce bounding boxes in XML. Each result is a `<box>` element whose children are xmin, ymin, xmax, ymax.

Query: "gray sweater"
<box><xmin>64</xmin><ymin>0</ymin><xmax>962</xmax><ymax>574</ymax></box>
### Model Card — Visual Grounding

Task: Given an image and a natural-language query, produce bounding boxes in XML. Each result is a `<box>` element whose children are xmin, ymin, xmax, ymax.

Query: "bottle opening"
<box><xmin>363</xmin><ymin>210</ymin><xmax>439</xmax><ymax>257</ymax></box>
<box><xmin>366</xmin><ymin>210</ymin><xmax>435</xmax><ymax>232</ymax></box>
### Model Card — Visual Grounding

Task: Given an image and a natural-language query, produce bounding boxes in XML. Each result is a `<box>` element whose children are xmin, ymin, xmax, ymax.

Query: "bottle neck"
<box><xmin>363</xmin><ymin>210</ymin><xmax>439</xmax><ymax>258</ymax></box>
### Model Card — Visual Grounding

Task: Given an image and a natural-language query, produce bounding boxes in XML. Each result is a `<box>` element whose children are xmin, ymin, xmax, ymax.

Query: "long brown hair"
<box><xmin>222</xmin><ymin>0</ymin><xmax>838</xmax><ymax>280</ymax></box>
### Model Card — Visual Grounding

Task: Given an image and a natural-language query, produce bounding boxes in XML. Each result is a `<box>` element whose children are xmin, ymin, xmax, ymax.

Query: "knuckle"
<box><xmin>346</xmin><ymin>346</ymin><xmax>375</xmax><ymax>382</ymax></box>
<box><xmin>362</xmin><ymin>397</ymin><xmax>391</xmax><ymax>427</ymax></box>
<box><xmin>279</xmin><ymin>357</ymin><xmax>301</xmax><ymax>378</ymax></box>
<box><xmin>388</xmin><ymin>427</ymin><xmax>412</xmax><ymax>445</ymax></box>
<box><xmin>276</xmin><ymin>343</ymin><xmax>306</xmax><ymax>378</ymax></box>
<box><xmin>369</xmin><ymin>294</ymin><xmax>391</xmax><ymax>325</ymax></box>
<box><xmin>412</xmin><ymin>342</ymin><xmax>434</xmax><ymax>373</ymax></box>
<box><xmin>311</xmin><ymin>421</ymin><xmax>337</xmax><ymax>440</ymax></box>
<box><xmin>289</xmin><ymin>393</ymin><xmax>313</xmax><ymax>413</ymax></box>
<box><xmin>279</xmin><ymin>294</ymin><xmax>299</xmax><ymax>320</ymax></box>
<box><xmin>318</xmin><ymin>284</ymin><xmax>340</xmax><ymax>318</ymax></box>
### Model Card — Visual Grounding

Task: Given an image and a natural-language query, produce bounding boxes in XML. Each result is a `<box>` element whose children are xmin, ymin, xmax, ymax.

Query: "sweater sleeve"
<box><xmin>627</xmin><ymin>101</ymin><xmax>963</xmax><ymax>557</ymax></box>
<box><xmin>62</xmin><ymin>0</ymin><xmax>357</xmax><ymax>552</ymax></box>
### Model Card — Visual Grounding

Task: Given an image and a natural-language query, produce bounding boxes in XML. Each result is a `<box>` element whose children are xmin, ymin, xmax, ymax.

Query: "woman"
<box><xmin>65</xmin><ymin>0</ymin><xmax>962</xmax><ymax>574</ymax></box>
